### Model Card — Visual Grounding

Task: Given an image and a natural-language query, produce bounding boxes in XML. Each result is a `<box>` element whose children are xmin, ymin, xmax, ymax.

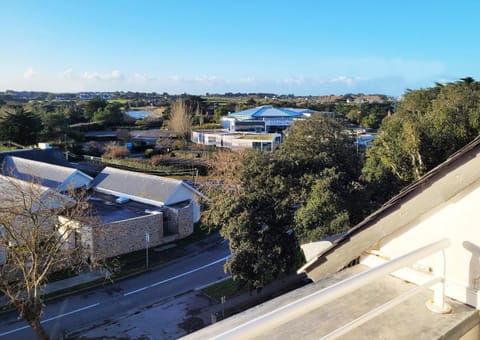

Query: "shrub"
<box><xmin>103</xmin><ymin>143</ymin><xmax>130</xmax><ymax>159</ymax></box>
<box><xmin>82</xmin><ymin>141</ymin><xmax>102</xmax><ymax>156</ymax></box>
<box><xmin>172</xmin><ymin>139</ymin><xmax>184</xmax><ymax>150</ymax></box>
<box><xmin>150</xmin><ymin>153</ymin><xmax>174</xmax><ymax>166</ymax></box>
<box><xmin>144</xmin><ymin>148</ymin><xmax>155</xmax><ymax>158</ymax></box>
<box><xmin>193</xmin><ymin>123</ymin><xmax>222</xmax><ymax>129</ymax></box>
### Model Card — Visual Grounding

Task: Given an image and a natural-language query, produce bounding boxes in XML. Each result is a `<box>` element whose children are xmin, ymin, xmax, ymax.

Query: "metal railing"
<box><xmin>211</xmin><ymin>238</ymin><xmax>451</xmax><ymax>340</ymax></box>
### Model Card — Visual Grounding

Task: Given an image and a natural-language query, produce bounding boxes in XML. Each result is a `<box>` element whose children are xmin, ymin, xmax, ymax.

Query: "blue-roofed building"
<box><xmin>221</xmin><ymin>105</ymin><xmax>316</xmax><ymax>133</ymax></box>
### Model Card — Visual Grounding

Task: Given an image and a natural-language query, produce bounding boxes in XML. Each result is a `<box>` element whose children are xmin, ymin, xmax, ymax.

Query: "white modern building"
<box><xmin>191</xmin><ymin>105</ymin><xmax>312</xmax><ymax>151</ymax></box>
<box><xmin>221</xmin><ymin>105</ymin><xmax>315</xmax><ymax>133</ymax></box>
<box><xmin>191</xmin><ymin>130</ymin><xmax>281</xmax><ymax>151</ymax></box>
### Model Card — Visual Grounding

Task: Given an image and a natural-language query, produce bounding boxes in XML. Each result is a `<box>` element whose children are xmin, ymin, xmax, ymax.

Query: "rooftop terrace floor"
<box><xmin>185</xmin><ymin>265</ymin><xmax>480</xmax><ymax>339</ymax></box>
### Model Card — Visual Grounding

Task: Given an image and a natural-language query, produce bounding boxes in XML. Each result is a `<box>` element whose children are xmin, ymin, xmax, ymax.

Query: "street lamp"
<box><xmin>145</xmin><ymin>232</ymin><xmax>150</xmax><ymax>271</ymax></box>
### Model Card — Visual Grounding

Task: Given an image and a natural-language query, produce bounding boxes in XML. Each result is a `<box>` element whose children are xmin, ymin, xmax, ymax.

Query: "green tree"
<box><xmin>213</xmin><ymin>104</ymin><xmax>231</xmax><ymax>123</ymax></box>
<box><xmin>363</xmin><ymin>78</ymin><xmax>480</xmax><ymax>204</ymax></box>
<box><xmin>84</xmin><ymin>97</ymin><xmax>107</xmax><ymax>120</ymax></box>
<box><xmin>218</xmin><ymin>151</ymin><xmax>297</xmax><ymax>290</ymax></box>
<box><xmin>294</xmin><ymin>168</ymin><xmax>350</xmax><ymax>242</ymax></box>
<box><xmin>279</xmin><ymin>113</ymin><xmax>361</xmax><ymax>197</ymax></box>
<box><xmin>279</xmin><ymin>114</ymin><xmax>365</xmax><ymax>241</ymax></box>
<box><xmin>346</xmin><ymin>109</ymin><xmax>362</xmax><ymax>124</ymax></box>
<box><xmin>421</xmin><ymin>79</ymin><xmax>480</xmax><ymax>168</ymax></box>
<box><xmin>208</xmin><ymin>114</ymin><xmax>365</xmax><ymax>288</ymax></box>
<box><xmin>63</xmin><ymin>105</ymin><xmax>85</xmax><ymax>124</ymax></box>
<box><xmin>0</xmin><ymin>107</ymin><xmax>42</xmax><ymax>146</ymax></box>
<box><xmin>93</xmin><ymin>103</ymin><xmax>124</xmax><ymax>126</ymax></box>
<box><xmin>40</xmin><ymin>110</ymin><xmax>69</xmax><ymax>140</ymax></box>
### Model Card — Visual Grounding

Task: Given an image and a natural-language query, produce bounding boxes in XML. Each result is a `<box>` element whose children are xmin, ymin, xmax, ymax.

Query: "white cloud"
<box><xmin>193</xmin><ymin>75</ymin><xmax>222</xmax><ymax>86</ymax></box>
<box><xmin>238</xmin><ymin>77</ymin><xmax>256</xmax><ymax>84</ymax></box>
<box><xmin>318</xmin><ymin>57</ymin><xmax>445</xmax><ymax>83</ymax></box>
<box><xmin>133</xmin><ymin>73</ymin><xmax>156</xmax><ymax>81</ymax></box>
<box><xmin>329</xmin><ymin>76</ymin><xmax>369</xmax><ymax>86</ymax></box>
<box><xmin>23</xmin><ymin>67</ymin><xmax>37</xmax><ymax>79</ymax></box>
<box><xmin>58</xmin><ymin>68</ymin><xmax>74</xmax><ymax>79</ymax></box>
<box><xmin>282</xmin><ymin>76</ymin><xmax>306</xmax><ymax>85</ymax></box>
<box><xmin>167</xmin><ymin>74</ymin><xmax>182</xmax><ymax>82</ymax></box>
<box><xmin>81</xmin><ymin>70</ymin><xmax>123</xmax><ymax>81</ymax></box>
<box><xmin>110</xmin><ymin>70</ymin><xmax>122</xmax><ymax>79</ymax></box>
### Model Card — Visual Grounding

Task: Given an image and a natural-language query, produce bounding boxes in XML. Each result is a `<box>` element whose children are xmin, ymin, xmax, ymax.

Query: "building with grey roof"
<box><xmin>2</xmin><ymin>156</ymin><xmax>93</xmax><ymax>191</ymax></box>
<box><xmin>0</xmin><ymin>147</ymin><xmax>72</xmax><ymax>167</ymax></box>
<box><xmin>0</xmin><ymin>154</ymin><xmax>208</xmax><ymax>261</ymax></box>
<box><xmin>92</xmin><ymin>166</ymin><xmax>206</xmax><ymax>223</ymax></box>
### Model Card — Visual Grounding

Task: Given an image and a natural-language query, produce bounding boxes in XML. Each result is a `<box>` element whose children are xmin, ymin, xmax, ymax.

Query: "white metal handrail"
<box><xmin>211</xmin><ymin>238</ymin><xmax>450</xmax><ymax>340</ymax></box>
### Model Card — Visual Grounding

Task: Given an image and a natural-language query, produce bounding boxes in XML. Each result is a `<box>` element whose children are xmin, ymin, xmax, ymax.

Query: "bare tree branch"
<box><xmin>0</xmin><ymin>175</ymin><xmax>101</xmax><ymax>339</ymax></box>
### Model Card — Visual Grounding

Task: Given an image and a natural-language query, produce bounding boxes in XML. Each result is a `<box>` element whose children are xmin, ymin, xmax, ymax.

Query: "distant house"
<box><xmin>221</xmin><ymin>105</ymin><xmax>315</xmax><ymax>133</ymax></box>
<box><xmin>78</xmin><ymin>92</ymin><xmax>113</xmax><ymax>100</ymax></box>
<box><xmin>187</xmin><ymin>136</ymin><xmax>480</xmax><ymax>339</ymax></box>
<box><xmin>2</xmin><ymin>156</ymin><xmax>93</xmax><ymax>191</ymax></box>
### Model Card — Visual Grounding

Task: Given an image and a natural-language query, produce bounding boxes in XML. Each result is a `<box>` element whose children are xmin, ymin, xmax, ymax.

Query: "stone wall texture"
<box><xmin>87</xmin><ymin>213</ymin><xmax>164</xmax><ymax>260</ymax></box>
<box><xmin>164</xmin><ymin>202</ymin><xmax>194</xmax><ymax>238</ymax></box>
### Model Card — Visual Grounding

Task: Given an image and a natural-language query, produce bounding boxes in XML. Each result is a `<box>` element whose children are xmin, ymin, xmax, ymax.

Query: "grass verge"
<box><xmin>202</xmin><ymin>278</ymin><xmax>245</xmax><ymax>302</ymax></box>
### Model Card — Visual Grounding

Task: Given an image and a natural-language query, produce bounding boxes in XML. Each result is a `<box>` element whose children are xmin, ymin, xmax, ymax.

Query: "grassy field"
<box><xmin>108</xmin><ymin>99</ymin><xmax>128</xmax><ymax>104</ymax></box>
<box><xmin>202</xmin><ymin>96</ymin><xmax>248</xmax><ymax>104</ymax></box>
<box><xmin>0</xmin><ymin>146</ymin><xmax>18</xmax><ymax>152</ymax></box>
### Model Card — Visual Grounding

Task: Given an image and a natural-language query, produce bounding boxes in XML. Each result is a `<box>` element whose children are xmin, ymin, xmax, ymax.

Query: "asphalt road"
<box><xmin>0</xmin><ymin>240</ymin><xmax>231</xmax><ymax>339</ymax></box>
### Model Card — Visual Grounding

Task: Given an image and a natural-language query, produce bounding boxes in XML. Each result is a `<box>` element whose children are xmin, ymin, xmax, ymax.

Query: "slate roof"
<box><xmin>228</xmin><ymin>105</ymin><xmax>315</xmax><ymax>119</ymax></box>
<box><xmin>0</xmin><ymin>148</ymin><xmax>72</xmax><ymax>167</ymax></box>
<box><xmin>92</xmin><ymin>167</ymin><xmax>206</xmax><ymax>206</ymax></box>
<box><xmin>2</xmin><ymin>156</ymin><xmax>92</xmax><ymax>190</ymax></box>
<box><xmin>0</xmin><ymin>175</ymin><xmax>74</xmax><ymax>210</ymax></box>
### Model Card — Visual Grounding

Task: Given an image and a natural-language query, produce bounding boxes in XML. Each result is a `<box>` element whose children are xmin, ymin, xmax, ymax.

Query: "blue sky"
<box><xmin>1</xmin><ymin>1</ymin><xmax>479</xmax><ymax>96</ymax></box>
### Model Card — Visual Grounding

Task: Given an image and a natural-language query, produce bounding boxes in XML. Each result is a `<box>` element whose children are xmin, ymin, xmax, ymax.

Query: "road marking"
<box><xmin>41</xmin><ymin>302</ymin><xmax>100</xmax><ymax>323</ymax></box>
<box><xmin>123</xmin><ymin>254</ymin><xmax>232</xmax><ymax>297</ymax></box>
<box><xmin>0</xmin><ymin>325</ymin><xmax>30</xmax><ymax>337</ymax></box>
<box><xmin>0</xmin><ymin>302</ymin><xmax>100</xmax><ymax>337</ymax></box>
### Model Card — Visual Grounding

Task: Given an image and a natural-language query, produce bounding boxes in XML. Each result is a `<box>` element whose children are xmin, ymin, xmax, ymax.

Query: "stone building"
<box><xmin>0</xmin><ymin>154</ymin><xmax>207</xmax><ymax>262</ymax></box>
<box><xmin>64</xmin><ymin>166</ymin><xmax>207</xmax><ymax>260</ymax></box>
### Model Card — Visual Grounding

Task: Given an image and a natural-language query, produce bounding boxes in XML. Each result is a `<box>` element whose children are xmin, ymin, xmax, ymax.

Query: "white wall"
<box><xmin>192</xmin><ymin>200</ymin><xmax>201</xmax><ymax>223</ymax></box>
<box><xmin>374</xmin><ymin>185</ymin><xmax>480</xmax><ymax>308</ymax></box>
